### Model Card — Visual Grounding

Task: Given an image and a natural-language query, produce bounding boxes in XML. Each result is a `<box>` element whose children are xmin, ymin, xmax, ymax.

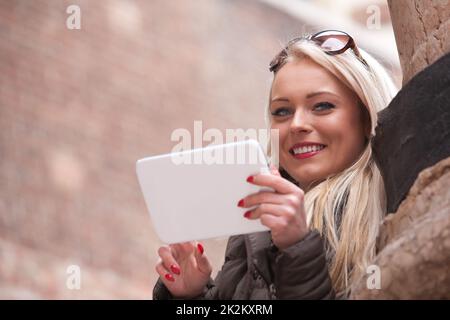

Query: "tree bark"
<box><xmin>352</xmin><ymin>158</ymin><xmax>450</xmax><ymax>299</ymax></box>
<box><xmin>387</xmin><ymin>0</ymin><xmax>450</xmax><ymax>85</ymax></box>
<box><xmin>350</xmin><ymin>0</ymin><xmax>450</xmax><ymax>299</ymax></box>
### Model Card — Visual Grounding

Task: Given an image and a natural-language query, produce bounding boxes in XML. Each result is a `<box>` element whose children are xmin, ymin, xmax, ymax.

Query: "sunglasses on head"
<box><xmin>269</xmin><ymin>30</ymin><xmax>369</xmax><ymax>72</ymax></box>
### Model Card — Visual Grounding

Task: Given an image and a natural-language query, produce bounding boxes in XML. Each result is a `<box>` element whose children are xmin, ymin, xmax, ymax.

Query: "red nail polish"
<box><xmin>165</xmin><ymin>273</ymin><xmax>175</xmax><ymax>282</ymax></box>
<box><xmin>247</xmin><ymin>176</ymin><xmax>254</xmax><ymax>183</ymax></box>
<box><xmin>170</xmin><ymin>265</ymin><xmax>180</xmax><ymax>275</ymax></box>
<box><xmin>237</xmin><ymin>199</ymin><xmax>244</xmax><ymax>207</ymax></box>
<box><xmin>244</xmin><ymin>210</ymin><xmax>252</xmax><ymax>218</ymax></box>
<box><xmin>197</xmin><ymin>243</ymin><xmax>204</xmax><ymax>255</ymax></box>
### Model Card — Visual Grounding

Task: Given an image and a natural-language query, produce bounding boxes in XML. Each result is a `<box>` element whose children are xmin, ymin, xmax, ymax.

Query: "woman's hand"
<box><xmin>238</xmin><ymin>165</ymin><xmax>309</xmax><ymax>250</ymax></box>
<box><xmin>155</xmin><ymin>242</ymin><xmax>212</xmax><ymax>298</ymax></box>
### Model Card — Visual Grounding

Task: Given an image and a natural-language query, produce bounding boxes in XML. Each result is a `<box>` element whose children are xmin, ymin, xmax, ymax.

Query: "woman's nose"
<box><xmin>289</xmin><ymin>110</ymin><xmax>313</xmax><ymax>134</ymax></box>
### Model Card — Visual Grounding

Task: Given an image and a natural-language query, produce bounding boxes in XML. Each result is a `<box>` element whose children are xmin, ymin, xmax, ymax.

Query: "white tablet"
<box><xmin>136</xmin><ymin>139</ymin><xmax>271</xmax><ymax>244</ymax></box>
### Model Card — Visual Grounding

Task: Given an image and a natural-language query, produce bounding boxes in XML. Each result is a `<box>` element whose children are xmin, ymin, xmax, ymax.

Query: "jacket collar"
<box><xmin>245</xmin><ymin>231</ymin><xmax>273</xmax><ymax>284</ymax></box>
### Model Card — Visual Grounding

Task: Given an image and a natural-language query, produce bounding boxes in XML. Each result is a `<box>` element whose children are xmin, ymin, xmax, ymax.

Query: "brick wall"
<box><xmin>0</xmin><ymin>0</ymin><xmax>305</xmax><ymax>298</ymax></box>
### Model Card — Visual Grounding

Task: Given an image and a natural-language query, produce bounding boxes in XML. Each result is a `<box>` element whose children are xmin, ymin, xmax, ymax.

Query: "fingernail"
<box><xmin>237</xmin><ymin>199</ymin><xmax>244</xmax><ymax>207</ymax></box>
<box><xmin>165</xmin><ymin>273</ymin><xmax>175</xmax><ymax>282</ymax></box>
<box><xmin>170</xmin><ymin>265</ymin><xmax>180</xmax><ymax>275</ymax></box>
<box><xmin>197</xmin><ymin>243</ymin><xmax>204</xmax><ymax>255</ymax></box>
<box><xmin>246</xmin><ymin>176</ymin><xmax>254</xmax><ymax>183</ymax></box>
<box><xmin>244</xmin><ymin>210</ymin><xmax>252</xmax><ymax>218</ymax></box>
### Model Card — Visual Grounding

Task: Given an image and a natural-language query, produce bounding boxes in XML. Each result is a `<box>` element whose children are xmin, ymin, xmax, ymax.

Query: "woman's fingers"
<box><xmin>193</xmin><ymin>242</ymin><xmax>212</xmax><ymax>275</ymax></box>
<box><xmin>155</xmin><ymin>260</ymin><xmax>176</xmax><ymax>283</ymax></box>
<box><xmin>158</xmin><ymin>246</ymin><xmax>181</xmax><ymax>275</ymax></box>
<box><xmin>269</xmin><ymin>164</ymin><xmax>281</xmax><ymax>176</ymax></box>
<box><xmin>240</xmin><ymin>190</ymin><xmax>302</xmax><ymax>208</ymax></box>
<box><xmin>170</xmin><ymin>241</ymin><xmax>197</xmax><ymax>261</ymax></box>
<box><xmin>248</xmin><ymin>172</ymin><xmax>303</xmax><ymax>195</ymax></box>
<box><xmin>259</xmin><ymin>213</ymin><xmax>287</xmax><ymax>232</ymax></box>
<box><xmin>159</xmin><ymin>242</ymin><xmax>211</xmax><ymax>275</ymax></box>
<box><xmin>244</xmin><ymin>203</ymin><xmax>295</xmax><ymax>220</ymax></box>
<box><xmin>239</xmin><ymin>191</ymin><xmax>284</xmax><ymax>208</ymax></box>
<box><xmin>168</xmin><ymin>243</ymin><xmax>181</xmax><ymax>260</ymax></box>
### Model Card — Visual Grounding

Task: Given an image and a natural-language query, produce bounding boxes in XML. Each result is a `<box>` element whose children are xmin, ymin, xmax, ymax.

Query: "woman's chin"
<box><xmin>290</xmin><ymin>170</ymin><xmax>326</xmax><ymax>189</ymax></box>
<box><xmin>290</xmin><ymin>168</ymin><xmax>322</xmax><ymax>182</ymax></box>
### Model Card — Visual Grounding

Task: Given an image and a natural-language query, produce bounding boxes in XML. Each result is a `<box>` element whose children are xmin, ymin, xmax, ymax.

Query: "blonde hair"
<box><xmin>265</xmin><ymin>39</ymin><xmax>398</xmax><ymax>297</ymax></box>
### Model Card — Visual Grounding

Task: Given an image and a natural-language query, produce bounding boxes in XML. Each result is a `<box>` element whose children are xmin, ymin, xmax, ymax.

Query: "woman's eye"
<box><xmin>313</xmin><ymin>102</ymin><xmax>335</xmax><ymax>111</ymax></box>
<box><xmin>271</xmin><ymin>107</ymin><xmax>291</xmax><ymax>117</ymax></box>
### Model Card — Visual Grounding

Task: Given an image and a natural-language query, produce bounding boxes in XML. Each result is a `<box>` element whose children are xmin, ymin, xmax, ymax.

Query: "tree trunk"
<box><xmin>387</xmin><ymin>0</ymin><xmax>450</xmax><ymax>85</ymax></box>
<box><xmin>352</xmin><ymin>158</ymin><xmax>450</xmax><ymax>299</ymax></box>
<box><xmin>350</xmin><ymin>0</ymin><xmax>450</xmax><ymax>299</ymax></box>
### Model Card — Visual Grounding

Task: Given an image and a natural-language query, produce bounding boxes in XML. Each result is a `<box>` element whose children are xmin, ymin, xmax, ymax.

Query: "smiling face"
<box><xmin>270</xmin><ymin>58</ymin><xmax>370</xmax><ymax>191</ymax></box>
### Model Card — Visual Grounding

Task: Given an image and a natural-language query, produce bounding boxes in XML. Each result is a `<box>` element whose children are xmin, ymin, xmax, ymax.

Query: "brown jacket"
<box><xmin>153</xmin><ymin>230</ymin><xmax>335</xmax><ymax>299</ymax></box>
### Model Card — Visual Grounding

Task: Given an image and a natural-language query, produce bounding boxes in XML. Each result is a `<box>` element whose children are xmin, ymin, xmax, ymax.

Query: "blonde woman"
<box><xmin>153</xmin><ymin>30</ymin><xmax>398</xmax><ymax>299</ymax></box>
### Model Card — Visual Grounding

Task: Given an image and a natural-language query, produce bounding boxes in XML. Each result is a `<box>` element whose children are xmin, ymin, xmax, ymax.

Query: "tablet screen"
<box><xmin>136</xmin><ymin>139</ymin><xmax>271</xmax><ymax>244</ymax></box>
